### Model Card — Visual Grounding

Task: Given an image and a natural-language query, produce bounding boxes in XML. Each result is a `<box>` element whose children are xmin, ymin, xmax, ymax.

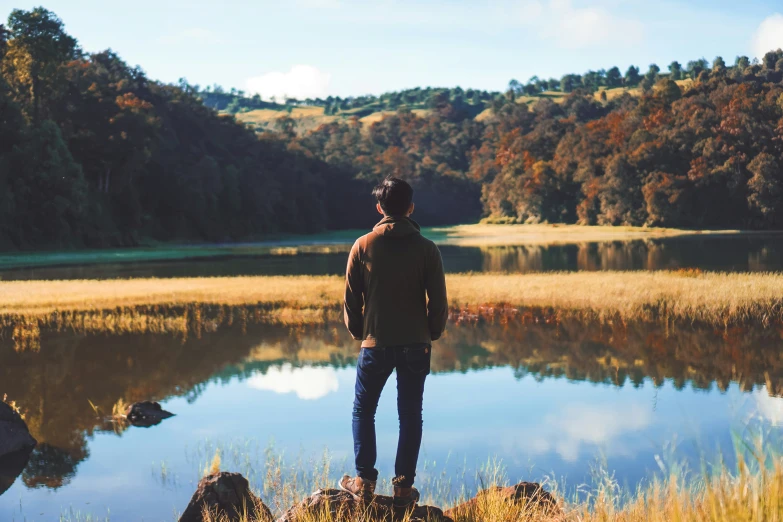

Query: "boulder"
<box><xmin>125</xmin><ymin>401</ymin><xmax>175</xmax><ymax>427</ymax></box>
<box><xmin>180</xmin><ymin>472</ymin><xmax>273</xmax><ymax>522</ymax></box>
<box><xmin>0</xmin><ymin>401</ymin><xmax>37</xmax><ymax>459</ymax></box>
<box><xmin>0</xmin><ymin>447</ymin><xmax>33</xmax><ymax>497</ymax></box>
<box><xmin>444</xmin><ymin>482</ymin><xmax>559</xmax><ymax>519</ymax></box>
<box><xmin>277</xmin><ymin>489</ymin><xmax>452</xmax><ymax>522</ymax></box>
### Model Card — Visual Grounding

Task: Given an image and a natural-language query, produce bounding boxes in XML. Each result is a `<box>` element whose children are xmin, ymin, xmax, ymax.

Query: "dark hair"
<box><xmin>372</xmin><ymin>177</ymin><xmax>413</xmax><ymax>216</ymax></box>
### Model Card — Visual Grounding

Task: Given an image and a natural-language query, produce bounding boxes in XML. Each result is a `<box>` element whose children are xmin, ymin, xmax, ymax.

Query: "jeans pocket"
<box><xmin>404</xmin><ymin>344</ymin><xmax>431</xmax><ymax>375</ymax></box>
<box><xmin>358</xmin><ymin>348</ymin><xmax>387</xmax><ymax>375</ymax></box>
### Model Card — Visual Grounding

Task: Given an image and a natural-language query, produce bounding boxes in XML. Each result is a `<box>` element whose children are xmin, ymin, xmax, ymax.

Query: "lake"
<box><xmin>2</xmin><ymin>232</ymin><xmax>783</xmax><ymax>520</ymax></box>
<box><xmin>2</xmin><ymin>233</ymin><xmax>783</xmax><ymax>280</ymax></box>
<box><xmin>1</xmin><ymin>317</ymin><xmax>782</xmax><ymax>520</ymax></box>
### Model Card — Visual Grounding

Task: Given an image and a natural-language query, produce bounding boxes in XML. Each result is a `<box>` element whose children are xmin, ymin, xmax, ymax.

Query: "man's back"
<box><xmin>344</xmin><ymin>216</ymin><xmax>448</xmax><ymax>349</ymax></box>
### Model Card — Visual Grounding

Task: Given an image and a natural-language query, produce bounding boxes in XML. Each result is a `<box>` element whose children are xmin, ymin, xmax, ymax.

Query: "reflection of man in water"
<box><xmin>339</xmin><ymin>177</ymin><xmax>448</xmax><ymax>508</ymax></box>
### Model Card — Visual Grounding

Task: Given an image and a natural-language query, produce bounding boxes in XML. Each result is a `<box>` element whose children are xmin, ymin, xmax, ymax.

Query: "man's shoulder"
<box><xmin>353</xmin><ymin>231</ymin><xmax>377</xmax><ymax>248</ymax></box>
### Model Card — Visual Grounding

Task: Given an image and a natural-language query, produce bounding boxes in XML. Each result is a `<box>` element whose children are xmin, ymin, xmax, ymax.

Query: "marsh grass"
<box><xmin>3</xmin><ymin>271</ymin><xmax>783</xmax><ymax>350</ymax></box>
<box><xmin>193</xmin><ymin>440</ymin><xmax>783</xmax><ymax>522</ymax></box>
<box><xmin>2</xmin><ymin>393</ymin><xmax>24</xmax><ymax>419</ymax></box>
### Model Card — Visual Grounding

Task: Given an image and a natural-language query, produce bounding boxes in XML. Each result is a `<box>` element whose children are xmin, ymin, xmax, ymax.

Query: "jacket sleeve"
<box><xmin>343</xmin><ymin>240</ymin><xmax>364</xmax><ymax>341</ymax></box>
<box><xmin>426</xmin><ymin>243</ymin><xmax>448</xmax><ymax>341</ymax></box>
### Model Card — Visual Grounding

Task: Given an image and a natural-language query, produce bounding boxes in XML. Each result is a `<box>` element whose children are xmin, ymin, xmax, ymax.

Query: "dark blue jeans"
<box><xmin>353</xmin><ymin>343</ymin><xmax>431</xmax><ymax>488</ymax></box>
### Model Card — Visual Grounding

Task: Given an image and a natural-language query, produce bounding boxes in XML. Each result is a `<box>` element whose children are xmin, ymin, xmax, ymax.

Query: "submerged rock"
<box><xmin>0</xmin><ymin>401</ymin><xmax>37</xmax><ymax>459</ymax></box>
<box><xmin>0</xmin><ymin>447</ymin><xmax>33</xmax><ymax>497</ymax></box>
<box><xmin>125</xmin><ymin>401</ymin><xmax>174</xmax><ymax>427</ymax></box>
<box><xmin>278</xmin><ymin>489</ymin><xmax>452</xmax><ymax>522</ymax></box>
<box><xmin>180</xmin><ymin>472</ymin><xmax>273</xmax><ymax>522</ymax></box>
<box><xmin>443</xmin><ymin>482</ymin><xmax>559</xmax><ymax>518</ymax></box>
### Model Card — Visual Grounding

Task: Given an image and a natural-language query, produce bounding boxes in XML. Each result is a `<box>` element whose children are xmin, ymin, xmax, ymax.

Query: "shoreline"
<box><xmin>0</xmin><ymin>224</ymin><xmax>772</xmax><ymax>272</ymax></box>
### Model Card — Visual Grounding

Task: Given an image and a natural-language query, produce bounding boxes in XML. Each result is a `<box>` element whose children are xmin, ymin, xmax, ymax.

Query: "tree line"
<box><xmin>2</xmin><ymin>7</ymin><xmax>783</xmax><ymax>251</ymax></box>
<box><xmin>0</xmin><ymin>8</ymin><xmax>380</xmax><ymax>249</ymax></box>
<box><xmin>288</xmin><ymin>52</ymin><xmax>783</xmax><ymax>229</ymax></box>
<box><xmin>200</xmin><ymin>84</ymin><xmax>495</xmax><ymax>118</ymax></box>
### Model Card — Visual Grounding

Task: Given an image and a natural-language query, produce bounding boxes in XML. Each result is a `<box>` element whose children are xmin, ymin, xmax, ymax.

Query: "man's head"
<box><xmin>372</xmin><ymin>177</ymin><xmax>414</xmax><ymax>217</ymax></box>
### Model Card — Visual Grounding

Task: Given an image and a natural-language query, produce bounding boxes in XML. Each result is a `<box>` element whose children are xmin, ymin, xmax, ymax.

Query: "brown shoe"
<box><xmin>338</xmin><ymin>474</ymin><xmax>376</xmax><ymax>501</ymax></box>
<box><xmin>392</xmin><ymin>476</ymin><xmax>420</xmax><ymax>509</ymax></box>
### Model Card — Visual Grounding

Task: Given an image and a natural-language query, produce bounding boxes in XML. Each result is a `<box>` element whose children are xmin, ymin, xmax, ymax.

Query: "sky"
<box><xmin>4</xmin><ymin>0</ymin><xmax>783</xmax><ymax>100</ymax></box>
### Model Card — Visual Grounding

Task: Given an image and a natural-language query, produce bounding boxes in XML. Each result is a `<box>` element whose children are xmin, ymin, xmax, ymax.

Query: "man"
<box><xmin>339</xmin><ymin>177</ymin><xmax>448</xmax><ymax>508</ymax></box>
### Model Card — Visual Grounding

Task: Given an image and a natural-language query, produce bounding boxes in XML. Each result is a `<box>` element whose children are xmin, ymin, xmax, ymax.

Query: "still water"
<box><xmin>2</xmin><ymin>318</ymin><xmax>782</xmax><ymax>520</ymax></box>
<box><xmin>2</xmin><ymin>234</ymin><xmax>783</xmax><ymax>280</ymax></box>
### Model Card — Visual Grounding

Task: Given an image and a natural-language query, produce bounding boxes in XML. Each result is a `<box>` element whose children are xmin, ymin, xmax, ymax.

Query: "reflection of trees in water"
<box><xmin>22</xmin><ymin>443</ymin><xmax>84</xmax><ymax>489</ymax></box>
<box><xmin>479</xmin><ymin>241</ymin><xmax>665</xmax><ymax>273</ymax></box>
<box><xmin>478</xmin><ymin>237</ymin><xmax>783</xmax><ymax>273</ymax></box>
<box><xmin>3</xmin><ymin>315</ymin><xmax>783</xmax><ymax>489</ymax></box>
<box><xmin>439</xmin><ymin>319</ymin><xmax>783</xmax><ymax>396</ymax></box>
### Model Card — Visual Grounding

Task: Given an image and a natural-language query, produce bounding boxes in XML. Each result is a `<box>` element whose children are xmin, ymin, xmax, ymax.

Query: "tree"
<box><xmin>560</xmin><ymin>74</ymin><xmax>582</xmax><ymax>93</ymax></box>
<box><xmin>763</xmin><ymin>50</ymin><xmax>781</xmax><ymax>71</ymax></box>
<box><xmin>3</xmin><ymin>8</ymin><xmax>79</xmax><ymax>123</ymax></box>
<box><xmin>645</xmin><ymin>64</ymin><xmax>660</xmax><ymax>82</ymax></box>
<box><xmin>668</xmin><ymin>61</ymin><xmax>683</xmax><ymax>81</ymax></box>
<box><xmin>523</xmin><ymin>82</ymin><xmax>539</xmax><ymax>96</ymax></box>
<box><xmin>735</xmin><ymin>56</ymin><xmax>751</xmax><ymax>70</ymax></box>
<box><xmin>653</xmin><ymin>78</ymin><xmax>681</xmax><ymax>104</ymax></box>
<box><xmin>606</xmin><ymin>66</ymin><xmax>623</xmax><ymax>88</ymax></box>
<box><xmin>686</xmin><ymin>58</ymin><xmax>708</xmax><ymax>79</ymax></box>
<box><xmin>11</xmin><ymin>120</ymin><xmax>88</xmax><ymax>245</ymax></box>
<box><xmin>747</xmin><ymin>153</ymin><xmax>782</xmax><ymax>225</ymax></box>
<box><xmin>712</xmin><ymin>56</ymin><xmax>726</xmax><ymax>73</ymax></box>
<box><xmin>624</xmin><ymin>65</ymin><xmax>641</xmax><ymax>86</ymax></box>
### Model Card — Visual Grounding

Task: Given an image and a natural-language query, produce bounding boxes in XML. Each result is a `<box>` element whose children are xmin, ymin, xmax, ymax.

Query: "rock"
<box><xmin>180</xmin><ymin>472</ymin><xmax>273</xmax><ymax>522</ymax></box>
<box><xmin>444</xmin><ymin>482</ymin><xmax>559</xmax><ymax>519</ymax></box>
<box><xmin>125</xmin><ymin>401</ymin><xmax>175</xmax><ymax>427</ymax></box>
<box><xmin>0</xmin><ymin>447</ymin><xmax>33</xmax><ymax>497</ymax></box>
<box><xmin>277</xmin><ymin>489</ymin><xmax>452</xmax><ymax>522</ymax></box>
<box><xmin>0</xmin><ymin>401</ymin><xmax>37</xmax><ymax>459</ymax></box>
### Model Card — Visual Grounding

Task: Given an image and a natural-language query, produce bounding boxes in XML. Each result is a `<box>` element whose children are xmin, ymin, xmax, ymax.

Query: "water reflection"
<box><xmin>247</xmin><ymin>364</ymin><xmax>340</xmax><ymax>400</ymax></box>
<box><xmin>2</xmin><ymin>316</ymin><xmax>783</xmax><ymax>496</ymax></box>
<box><xmin>3</xmin><ymin>235</ymin><xmax>783</xmax><ymax>280</ymax></box>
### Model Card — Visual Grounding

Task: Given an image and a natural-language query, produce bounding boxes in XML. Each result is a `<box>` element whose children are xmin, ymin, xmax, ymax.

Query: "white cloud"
<box><xmin>527</xmin><ymin>402</ymin><xmax>652</xmax><ymax>462</ymax></box>
<box><xmin>753</xmin><ymin>14</ymin><xmax>783</xmax><ymax>59</ymax></box>
<box><xmin>159</xmin><ymin>28</ymin><xmax>222</xmax><ymax>45</ymax></box>
<box><xmin>753</xmin><ymin>387</ymin><xmax>783</xmax><ymax>426</ymax></box>
<box><xmin>247</xmin><ymin>364</ymin><xmax>339</xmax><ymax>400</ymax></box>
<box><xmin>518</xmin><ymin>0</ymin><xmax>644</xmax><ymax>49</ymax></box>
<box><xmin>245</xmin><ymin>65</ymin><xmax>332</xmax><ymax>102</ymax></box>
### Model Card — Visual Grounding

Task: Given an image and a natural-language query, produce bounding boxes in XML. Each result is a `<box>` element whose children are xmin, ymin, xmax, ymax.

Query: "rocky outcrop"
<box><xmin>444</xmin><ymin>482</ymin><xmax>559</xmax><ymax>518</ymax></box>
<box><xmin>179</xmin><ymin>472</ymin><xmax>273</xmax><ymax>522</ymax></box>
<box><xmin>0</xmin><ymin>448</ymin><xmax>33</xmax><ymax>497</ymax></box>
<box><xmin>0</xmin><ymin>401</ymin><xmax>36</xmax><ymax>459</ymax></box>
<box><xmin>277</xmin><ymin>489</ymin><xmax>452</xmax><ymax>522</ymax></box>
<box><xmin>125</xmin><ymin>401</ymin><xmax>174</xmax><ymax>427</ymax></box>
<box><xmin>0</xmin><ymin>401</ymin><xmax>36</xmax><ymax>498</ymax></box>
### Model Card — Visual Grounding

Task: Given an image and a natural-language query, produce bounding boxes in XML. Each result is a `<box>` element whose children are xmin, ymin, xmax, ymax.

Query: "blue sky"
<box><xmin>5</xmin><ymin>0</ymin><xmax>783</xmax><ymax>99</ymax></box>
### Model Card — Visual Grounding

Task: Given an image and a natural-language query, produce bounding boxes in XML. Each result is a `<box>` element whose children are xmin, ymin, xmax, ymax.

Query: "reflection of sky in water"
<box><xmin>2</xmin><ymin>364</ymin><xmax>774</xmax><ymax>521</ymax></box>
<box><xmin>247</xmin><ymin>364</ymin><xmax>340</xmax><ymax>400</ymax></box>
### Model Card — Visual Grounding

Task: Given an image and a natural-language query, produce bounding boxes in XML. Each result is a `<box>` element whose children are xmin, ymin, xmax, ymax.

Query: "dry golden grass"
<box><xmin>235</xmin><ymin>106</ymin><xmax>338</xmax><ymax>134</ymax></box>
<box><xmin>2</xmin><ymin>271</ymin><xmax>783</xmax><ymax>338</ymax></box>
<box><xmin>237</xmin><ymin>106</ymin><xmax>329</xmax><ymax>123</ymax></box>
<box><xmin>2</xmin><ymin>271</ymin><xmax>782</xmax><ymax>326</ymax></box>
<box><xmin>359</xmin><ymin>108</ymin><xmax>431</xmax><ymax>125</ymax></box>
<box><xmin>198</xmin><ymin>448</ymin><xmax>783</xmax><ymax>522</ymax></box>
<box><xmin>437</xmin><ymin>223</ymin><xmax>737</xmax><ymax>246</ymax></box>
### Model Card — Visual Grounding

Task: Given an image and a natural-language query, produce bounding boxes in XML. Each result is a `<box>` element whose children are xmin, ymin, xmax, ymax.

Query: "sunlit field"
<box><xmin>3</xmin><ymin>271</ymin><xmax>781</xmax><ymax>325</ymax></box>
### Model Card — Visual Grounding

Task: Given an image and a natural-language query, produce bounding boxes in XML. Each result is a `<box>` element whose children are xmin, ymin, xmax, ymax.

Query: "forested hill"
<box><xmin>2</xmin><ymin>7</ymin><xmax>783</xmax><ymax>251</ymax></box>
